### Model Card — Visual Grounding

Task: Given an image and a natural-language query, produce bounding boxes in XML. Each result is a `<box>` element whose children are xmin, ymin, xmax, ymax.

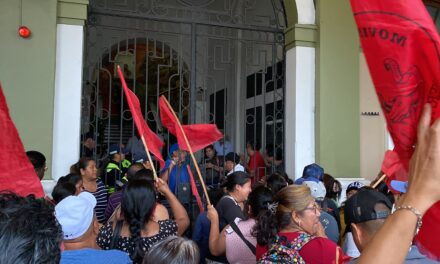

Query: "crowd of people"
<box><xmin>2</xmin><ymin>106</ymin><xmax>440</xmax><ymax>263</ymax></box>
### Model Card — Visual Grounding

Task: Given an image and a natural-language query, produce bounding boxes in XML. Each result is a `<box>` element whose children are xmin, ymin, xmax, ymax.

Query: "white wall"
<box><xmin>51</xmin><ymin>24</ymin><xmax>84</xmax><ymax>187</ymax></box>
<box><xmin>285</xmin><ymin>46</ymin><xmax>316</xmax><ymax>179</ymax></box>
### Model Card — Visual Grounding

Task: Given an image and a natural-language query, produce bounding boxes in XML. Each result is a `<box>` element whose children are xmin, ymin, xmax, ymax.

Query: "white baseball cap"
<box><xmin>55</xmin><ymin>192</ymin><xmax>97</xmax><ymax>240</ymax></box>
<box><xmin>302</xmin><ymin>179</ymin><xmax>327</xmax><ymax>200</ymax></box>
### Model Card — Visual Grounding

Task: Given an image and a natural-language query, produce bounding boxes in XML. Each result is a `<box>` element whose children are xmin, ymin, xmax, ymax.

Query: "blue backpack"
<box><xmin>258</xmin><ymin>233</ymin><xmax>316</xmax><ymax>263</ymax></box>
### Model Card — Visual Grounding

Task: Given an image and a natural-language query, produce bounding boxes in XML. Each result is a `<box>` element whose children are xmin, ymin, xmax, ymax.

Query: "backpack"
<box><xmin>258</xmin><ymin>233</ymin><xmax>316</xmax><ymax>263</ymax></box>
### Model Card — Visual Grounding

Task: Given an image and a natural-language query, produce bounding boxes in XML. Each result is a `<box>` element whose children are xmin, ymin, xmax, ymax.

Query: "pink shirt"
<box><xmin>225</xmin><ymin>218</ymin><xmax>257</xmax><ymax>264</ymax></box>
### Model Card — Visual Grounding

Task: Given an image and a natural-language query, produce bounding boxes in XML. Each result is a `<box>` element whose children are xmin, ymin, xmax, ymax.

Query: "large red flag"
<box><xmin>159</xmin><ymin>96</ymin><xmax>223</xmax><ymax>153</ymax></box>
<box><xmin>117</xmin><ymin>67</ymin><xmax>165</xmax><ymax>169</ymax></box>
<box><xmin>350</xmin><ymin>0</ymin><xmax>440</xmax><ymax>259</ymax></box>
<box><xmin>0</xmin><ymin>84</ymin><xmax>44</xmax><ymax>197</ymax></box>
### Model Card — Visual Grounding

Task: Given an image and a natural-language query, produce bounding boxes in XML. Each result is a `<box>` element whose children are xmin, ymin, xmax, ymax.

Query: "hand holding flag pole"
<box><xmin>117</xmin><ymin>65</ymin><xmax>165</xmax><ymax>181</ymax></box>
<box><xmin>160</xmin><ymin>96</ymin><xmax>212</xmax><ymax>206</ymax></box>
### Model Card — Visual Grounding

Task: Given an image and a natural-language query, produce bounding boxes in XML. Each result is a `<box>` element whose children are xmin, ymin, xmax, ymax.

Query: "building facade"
<box><xmin>4</xmin><ymin>0</ymin><xmax>425</xmax><ymax>192</ymax></box>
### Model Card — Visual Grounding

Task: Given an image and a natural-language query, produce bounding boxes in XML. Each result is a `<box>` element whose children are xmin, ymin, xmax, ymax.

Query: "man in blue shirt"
<box><xmin>160</xmin><ymin>143</ymin><xmax>190</xmax><ymax>195</ymax></box>
<box><xmin>213</xmin><ymin>137</ymin><xmax>233</xmax><ymax>157</ymax></box>
<box><xmin>55</xmin><ymin>192</ymin><xmax>132</xmax><ymax>264</ymax></box>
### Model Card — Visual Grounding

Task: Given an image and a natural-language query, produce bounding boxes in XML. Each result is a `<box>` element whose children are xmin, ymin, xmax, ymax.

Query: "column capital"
<box><xmin>285</xmin><ymin>24</ymin><xmax>318</xmax><ymax>50</ymax></box>
<box><xmin>57</xmin><ymin>0</ymin><xmax>89</xmax><ymax>26</ymax></box>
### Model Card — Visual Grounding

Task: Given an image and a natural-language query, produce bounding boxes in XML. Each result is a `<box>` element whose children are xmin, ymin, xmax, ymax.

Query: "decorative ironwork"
<box><xmin>89</xmin><ymin>0</ymin><xmax>286</xmax><ymax>31</ymax></box>
<box><xmin>82</xmin><ymin>0</ymin><xmax>286</xmax><ymax>177</ymax></box>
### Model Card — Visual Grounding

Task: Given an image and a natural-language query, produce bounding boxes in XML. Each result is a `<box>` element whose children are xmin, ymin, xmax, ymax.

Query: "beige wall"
<box><xmin>359</xmin><ymin>53</ymin><xmax>389</xmax><ymax>181</ymax></box>
<box><xmin>0</xmin><ymin>0</ymin><xmax>57</xmax><ymax>179</ymax></box>
<box><xmin>0</xmin><ymin>0</ymin><xmax>87</xmax><ymax>180</ymax></box>
<box><xmin>316</xmin><ymin>0</ymin><xmax>361</xmax><ymax>178</ymax></box>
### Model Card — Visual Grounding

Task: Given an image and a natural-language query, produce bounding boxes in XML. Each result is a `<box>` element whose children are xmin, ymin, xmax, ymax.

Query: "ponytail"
<box><xmin>122</xmin><ymin>179</ymin><xmax>156</xmax><ymax>263</ymax></box>
<box><xmin>252</xmin><ymin>203</ymin><xmax>278</xmax><ymax>246</ymax></box>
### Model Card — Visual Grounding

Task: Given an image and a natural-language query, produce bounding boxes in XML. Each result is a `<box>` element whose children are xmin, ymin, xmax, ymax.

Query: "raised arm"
<box><xmin>207</xmin><ymin>205</ymin><xmax>227</xmax><ymax>256</ymax></box>
<box><xmin>160</xmin><ymin>159</ymin><xmax>175</xmax><ymax>183</ymax></box>
<box><xmin>155</xmin><ymin>178</ymin><xmax>190</xmax><ymax>236</ymax></box>
<box><xmin>358</xmin><ymin>104</ymin><xmax>440</xmax><ymax>264</ymax></box>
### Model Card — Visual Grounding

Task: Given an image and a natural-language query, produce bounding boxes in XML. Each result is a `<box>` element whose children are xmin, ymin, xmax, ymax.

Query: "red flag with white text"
<box><xmin>350</xmin><ymin>0</ymin><xmax>440</xmax><ymax>259</ymax></box>
<box><xmin>0</xmin><ymin>83</ymin><xmax>44</xmax><ymax>197</ymax></box>
<box><xmin>117</xmin><ymin>67</ymin><xmax>165</xmax><ymax>169</ymax></box>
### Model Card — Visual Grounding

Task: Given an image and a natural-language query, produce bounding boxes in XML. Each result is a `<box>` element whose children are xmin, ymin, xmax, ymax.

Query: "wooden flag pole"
<box><xmin>141</xmin><ymin>135</ymin><xmax>158</xmax><ymax>181</ymax></box>
<box><xmin>371</xmin><ymin>173</ymin><xmax>387</xmax><ymax>189</ymax></box>
<box><xmin>161</xmin><ymin>96</ymin><xmax>211</xmax><ymax>206</ymax></box>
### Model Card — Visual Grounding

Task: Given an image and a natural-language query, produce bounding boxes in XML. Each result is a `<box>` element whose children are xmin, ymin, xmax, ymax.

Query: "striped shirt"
<box><xmin>104</xmin><ymin>190</ymin><xmax>123</xmax><ymax>221</ymax></box>
<box><xmin>92</xmin><ymin>179</ymin><xmax>108</xmax><ymax>224</ymax></box>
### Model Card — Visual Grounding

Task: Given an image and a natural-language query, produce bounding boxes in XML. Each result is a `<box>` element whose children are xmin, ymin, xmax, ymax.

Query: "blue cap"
<box><xmin>109</xmin><ymin>144</ymin><xmax>127</xmax><ymax>155</ymax></box>
<box><xmin>133</xmin><ymin>153</ymin><xmax>147</xmax><ymax>163</ymax></box>
<box><xmin>390</xmin><ymin>180</ymin><xmax>408</xmax><ymax>193</ymax></box>
<box><xmin>294</xmin><ymin>178</ymin><xmax>305</xmax><ymax>185</ymax></box>
<box><xmin>169</xmin><ymin>143</ymin><xmax>179</xmax><ymax>154</ymax></box>
<box><xmin>302</xmin><ymin>163</ymin><xmax>324</xmax><ymax>181</ymax></box>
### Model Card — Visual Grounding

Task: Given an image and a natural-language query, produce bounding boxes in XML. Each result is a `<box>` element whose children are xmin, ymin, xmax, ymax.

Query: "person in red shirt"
<box><xmin>254</xmin><ymin>185</ymin><xmax>350</xmax><ymax>263</ymax></box>
<box><xmin>246</xmin><ymin>140</ymin><xmax>266</xmax><ymax>184</ymax></box>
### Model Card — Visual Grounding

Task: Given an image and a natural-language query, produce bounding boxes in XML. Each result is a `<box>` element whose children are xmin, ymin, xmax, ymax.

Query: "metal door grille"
<box><xmin>81</xmin><ymin>0</ymin><xmax>286</xmax><ymax>176</ymax></box>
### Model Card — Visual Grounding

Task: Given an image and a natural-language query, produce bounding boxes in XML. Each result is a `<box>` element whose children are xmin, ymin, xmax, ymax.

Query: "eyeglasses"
<box><xmin>303</xmin><ymin>203</ymin><xmax>320</xmax><ymax>214</ymax></box>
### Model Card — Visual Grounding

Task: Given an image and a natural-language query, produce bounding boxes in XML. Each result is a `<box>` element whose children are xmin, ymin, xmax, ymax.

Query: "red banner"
<box><xmin>117</xmin><ymin>67</ymin><xmax>165</xmax><ymax>169</ymax></box>
<box><xmin>350</xmin><ymin>0</ymin><xmax>440</xmax><ymax>259</ymax></box>
<box><xmin>0</xmin><ymin>84</ymin><xmax>44</xmax><ymax>197</ymax></box>
<box><xmin>159</xmin><ymin>96</ymin><xmax>223</xmax><ymax>153</ymax></box>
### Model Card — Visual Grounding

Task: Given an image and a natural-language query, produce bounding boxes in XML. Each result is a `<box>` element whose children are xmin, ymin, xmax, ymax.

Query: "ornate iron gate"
<box><xmin>81</xmin><ymin>0</ymin><xmax>286</xmax><ymax>175</ymax></box>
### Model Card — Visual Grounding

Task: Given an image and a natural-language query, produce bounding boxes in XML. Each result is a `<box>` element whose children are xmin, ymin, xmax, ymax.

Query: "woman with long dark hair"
<box><xmin>205</xmin><ymin>171</ymin><xmax>252</xmax><ymax>263</ymax></box>
<box><xmin>207</xmin><ymin>185</ymin><xmax>273</xmax><ymax>263</ymax></box>
<box><xmin>97</xmin><ymin>178</ymin><xmax>189</xmax><ymax>263</ymax></box>
<box><xmin>216</xmin><ymin>171</ymin><xmax>252</xmax><ymax>230</ymax></box>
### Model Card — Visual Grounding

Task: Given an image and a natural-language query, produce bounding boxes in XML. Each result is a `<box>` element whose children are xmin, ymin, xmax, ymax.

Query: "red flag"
<box><xmin>380</xmin><ymin>150</ymin><xmax>407</xmax><ymax>193</ymax></box>
<box><xmin>187</xmin><ymin>165</ymin><xmax>204</xmax><ymax>213</ymax></box>
<box><xmin>350</xmin><ymin>0</ymin><xmax>440</xmax><ymax>259</ymax></box>
<box><xmin>159</xmin><ymin>96</ymin><xmax>223</xmax><ymax>153</ymax></box>
<box><xmin>0</xmin><ymin>84</ymin><xmax>44</xmax><ymax>197</ymax></box>
<box><xmin>117</xmin><ymin>67</ymin><xmax>165</xmax><ymax>169</ymax></box>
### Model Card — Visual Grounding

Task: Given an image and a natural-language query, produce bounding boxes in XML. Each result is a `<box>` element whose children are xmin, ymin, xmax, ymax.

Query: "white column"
<box><xmin>285</xmin><ymin>46</ymin><xmax>316</xmax><ymax>179</ymax></box>
<box><xmin>296</xmin><ymin>0</ymin><xmax>316</xmax><ymax>24</ymax></box>
<box><xmin>52</xmin><ymin>24</ymin><xmax>84</xmax><ymax>181</ymax></box>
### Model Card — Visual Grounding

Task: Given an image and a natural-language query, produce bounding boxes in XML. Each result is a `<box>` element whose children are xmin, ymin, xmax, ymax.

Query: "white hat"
<box><xmin>303</xmin><ymin>180</ymin><xmax>327</xmax><ymax>200</ymax></box>
<box><xmin>55</xmin><ymin>192</ymin><xmax>97</xmax><ymax>240</ymax></box>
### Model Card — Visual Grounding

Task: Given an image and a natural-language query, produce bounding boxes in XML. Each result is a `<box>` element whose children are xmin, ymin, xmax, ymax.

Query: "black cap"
<box><xmin>224</xmin><ymin>152</ymin><xmax>240</xmax><ymax>164</ymax></box>
<box><xmin>344</xmin><ymin>189</ymin><xmax>392</xmax><ymax>225</ymax></box>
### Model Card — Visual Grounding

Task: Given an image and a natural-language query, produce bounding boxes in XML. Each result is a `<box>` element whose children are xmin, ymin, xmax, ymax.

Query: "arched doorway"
<box><xmin>81</xmin><ymin>0</ymin><xmax>287</xmax><ymax>168</ymax></box>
